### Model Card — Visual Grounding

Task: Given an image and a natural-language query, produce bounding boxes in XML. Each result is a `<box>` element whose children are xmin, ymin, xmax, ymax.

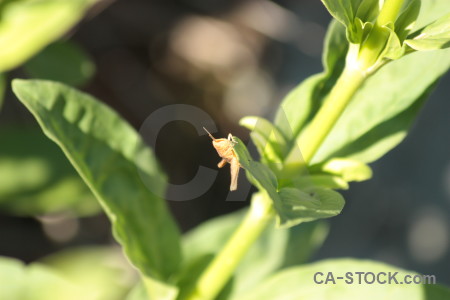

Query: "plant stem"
<box><xmin>299</xmin><ymin>66</ymin><xmax>366</xmax><ymax>164</ymax></box>
<box><xmin>358</xmin><ymin>0</ymin><xmax>406</xmax><ymax>71</ymax></box>
<box><xmin>300</xmin><ymin>0</ymin><xmax>406</xmax><ymax>164</ymax></box>
<box><xmin>185</xmin><ymin>193</ymin><xmax>274</xmax><ymax>300</ymax></box>
<box><xmin>376</xmin><ymin>0</ymin><xmax>406</xmax><ymax>27</ymax></box>
<box><xmin>184</xmin><ymin>2</ymin><xmax>408</xmax><ymax>299</ymax></box>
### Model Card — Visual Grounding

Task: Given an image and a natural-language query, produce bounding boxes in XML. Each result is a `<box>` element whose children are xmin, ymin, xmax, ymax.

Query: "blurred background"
<box><xmin>0</xmin><ymin>0</ymin><xmax>449</xmax><ymax>288</ymax></box>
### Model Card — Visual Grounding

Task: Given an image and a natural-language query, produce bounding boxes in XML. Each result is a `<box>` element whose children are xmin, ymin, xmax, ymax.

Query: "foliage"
<box><xmin>0</xmin><ymin>127</ymin><xmax>99</xmax><ymax>216</ymax></box>
<box><xmin>0</xmin><ymin>0</ymin><xmax>96</xmax><ymax>216</ymax></box>
<box><xmin>0</xmin><ymin>0</ymin><xmax>98</xmax><ymax>73</ymax></box>
<box><xmin>4</xmin><ymin>0</ymin><xmax>450</xmax><ymax>300</ymax></box>
<box><xmin>242</xmin><ymin>0</ymin><xmax>450</xmax><ymax>227</ymax></box>
<box><xmin>12</xmin><ymin>80</ymin><xmax>182</xmax><ymax>297</ymax></box>
<box><xmin>181</xmin><ymin>209</ymin><xmax>329</xmax><ymax>298</ymax></box>
<box><xmin>234</xmin><ymin>259</ymin><xmax>450</xmax><ymax>300</ymax></box>
<box><xmin>0</xmin><ymin>246</ymin><xmax>136</xmax><ymax>300</ymax></box>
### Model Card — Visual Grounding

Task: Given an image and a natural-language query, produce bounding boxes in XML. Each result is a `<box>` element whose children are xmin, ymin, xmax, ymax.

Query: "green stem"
<box><xmin>183</xmin><ymin>2</ymin><xmax>408</xmax><ymax>299</ymax></box>
<box><xmin>299</xmin><ymin>66</ymin><xmax>366</xmax><ymax>164</ymax></box>
<box><xmin>358</xmin><ymin>0</ymin><xmax>406</xmax><ymax>70</ymax></box>
<box><xmin>185</xmin><ymin>193</ymin><xmax>274</xmax><ymax>300</ymax></box>
<box><xmin>300</xmin><ymin>0</ymin><xmax>406</xmax><ymax>163</ymax></box>
<box><xmin>376</xmin><ymin>0</ymin><xmax>406</xmax><ymax>27</ymax></box>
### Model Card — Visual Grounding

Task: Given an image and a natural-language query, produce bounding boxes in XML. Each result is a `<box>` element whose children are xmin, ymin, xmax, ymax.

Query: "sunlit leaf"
<box><xmin>234</xmin><ymin>258</ymin><xmax>449</xmax><ymax>300</ymax></box>
<box><xmin>277</xmin><ymin>0</ymin><xmax>450</xmax><ymax>167</ymax></box>
<box><xmin>310</xmin><ymin>158</ymin><xmax>372</xmax><ymax>182</ymax></box>
<box><xmin>12</xmin><ymin>79</ymin><xmax>182</xmax><ymax>296</ymax></box>
<box><xmin>274</xmin><ymin>20</ymin><xmax>347</xmax><ymax>164</ymax></box>
<box><xmin>293</xmin><ymin>174</ymin><xmax>349</xmax><ymax>190</ymax></box>
<box><xmin>233</xmin><ymin>139</ymin><xmax>344</xmax><ymax>228</ymax></box>
<box><xmin>239</xmin><ymin>116</ymin><xmax>287</xmax><ymax>165</ymax></box>
<box><xmin>406</xmin><ymin>12</ymin><xmax>450</xmax><ymax>51</ymax></box>
<box><xmin>182</xmin><ymin>208</ymin><xmax>329</xmax><ymax>297</ymax></box>
<box><xmin>355</xmin><ymin>0</ymin><xmax>379</xmax><ymax>23</ymax></box>
<box><xmin>277</xmin><ymin>187</ymin><xmax>344</xmax><ymax>228</ymax></box>
<box><xmin>0</xmin><ymin>0</ymin><xmax>98</xmax><ymax>72</ymax></box>
<box><xmin>0</xmin><ymin>128</ymin><xmax>99</xmax><ymax>216</ymax></box>
<box><xmin>312</xmin><ymin>47</ymin><xmax>450</xmax><ymax>164</ymax></box>
<box><xmin>320</xmin><ymin>0</ymin><xmax>363</xmax><ymax>29</ymax></box>
<box><xmin>395</xmin><ymin>0</ymin><xmax>421</xmax><ymax>41</ymax></box>
<box><xmin>232</xmin><ymin>137</ymin><xmax>279</xmax><ymax>199</ymax></box>
<box><xmin>0</xmin><ymin>256</ymin><xmax>82</xmax><ymax>300</ymax></box>
<box><xmin>41</xmin><ymin>246</ymin><xmax>138</xmax><ymax>300</ymax></box>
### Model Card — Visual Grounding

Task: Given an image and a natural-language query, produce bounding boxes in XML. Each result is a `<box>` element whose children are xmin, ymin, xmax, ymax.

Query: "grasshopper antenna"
<box><xmin>203</xmin><ymin>127</ymin><xmax>216</xmax><ymax>140</ymax></box>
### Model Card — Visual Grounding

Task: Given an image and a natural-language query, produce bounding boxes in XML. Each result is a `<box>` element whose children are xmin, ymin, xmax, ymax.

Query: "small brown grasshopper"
<box><xmin>203</xmin><ymin>127</ymin><xmax>241</xmax><ymax>191</ymax></box>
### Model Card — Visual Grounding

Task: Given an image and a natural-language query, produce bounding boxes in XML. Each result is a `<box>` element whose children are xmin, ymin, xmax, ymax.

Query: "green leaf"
<box><xmin>424</xmin><ymin>284</ymin><xmax>450</xmax><ymax>300</ymax></box>
<box><xmin>323</xmin><ymin>21</ymin><xmax>348</xmax><ymax>76</ymax></box>
<box><xmin>126</xmin><ymin>283</ymin><xmax>147</xmax><ymax>300</ymax></box>
<box><xmin>232</xmin><ymin>137</ymin><xmax>279</xmax><ymax>200</ymax></box>
<box><xmin>234</xmin><ymin>258</ymin><xmax>450</xmax><ymax>300</ymax></box>
<box><xmin>293</xmin><ymin>174</ymin><xmax>349</xmax><ymax>190</ymax></box>
<box><xmin>183</xmin><ymin>209</ymin><xmax>247</xmax><ymax>266</ymax></box>
<box><xmin>0</xmin><ymin>0</ymin><xmax>98</xmax><ymax>72</ymax></box>
<box><xmin>414</xmin><ymin>1</ymin><xmax>450</xmax><ymax>30</ymax></box>
<box><xmin>233</xmin><ymin>137</ymin><xmax>296</xmax><ymax>227</ymax></box>
<box><xmin>176</xmin><ymin>254</ymin><xmax>233</xmax><ymax>300</ymax></box>
<box><xmin>143</xmin><ymin>278</ymin><xmax>179</xmax><ymax>300</ymax></box>
<box><xmin>274</xmin><ymin>20</ymin><xmax>347</xmax><ymax>161</ymax></box>
<box><xmin>312</xmin><ymin>47</ymin><xmax>450</xmax><ymax>164</ymax></box>
<box><xmin>320</xmin><ymin>0</ymin><xmax>362</xmax><ymax>29</ymax></box>
<box><xmin>274</xmin><ymin>74</ymin><xmax>326</xmax><ymax>143</ymax></box>
<box><xmin>347</xmin><ymin>0</ymin><xmax>381</xmax><ymax>44</ymax></box>
<box><xmin>277</xmin><ymin>187</ymin><xmax>344</xmax><ymax>228</ymax></box>
<box><xmin>406</xmin><ymin>12</ymin><xmax>450</xmax><ymax>51</ymax></box>
<box><xmin>0</xmin><ymin>73</ymin><xmax>5</xmax><ymax>109</ymax></box>
<box><xmin>310</xmin><ymin>158</ymin><xmax>372</xmax><ymax>182</ymax></box>
<box><xmin>277</xmin><ymin>1</ymin><xmax>450</xmax><ymax>167</ymax></box>
<box><xmin>40</xmin><ymin>246</ymin><xmax>138</xmax><ymax>300</ymax></box>
<box><xmin>239</xmin><ymin>116</ymin><xmax>288</xmax><ymax>166</ymax></box>
<box><xmin>0</xmin><ymin>127</ymin><xmax>99</xmax><ymax>216</ymax></box>
<box><xmin>182</xmin><ymin>208</ymin><xmax>329</xmax><ymax>297</ymax></box>
<box><xmin>395</xmin><ymin>0</ymin><xmax>421</xmax><ymax>42</ymax></box>
<box><xmin>233</xmin><ymin>137</ymin><xmax>345</xmax><ymax>228</ymax></box>
<box><xmin>355</xmin><ymin>0</ymin><xmax>379</xmax><ymax>23</ymax></box>
<box><xmin>285</xmin><ymin>6</ymin><xmax>450</xmax><ymax>165</ymax></box>
<box><xmin>12</xmin><ymin>80</ymin><xmax>181</xmax><ymax>290</ymax></box>
<box><xmin>127</xmin><ymin>280</ymin><xmax>180</xmax><ymax>300</ymax></box>
<box><xmin>379</xmin><ymin>25</ymin><xmax>405</xmax><ymax>60</ymax></box>
<box><xmin>321</xmin><ymin>0</ymin><xmax>421</xmax><ymax>45</ymax></box>
<box><xmin>348</xmin><ymin>17</ymin><xmax>374</xmax><ymax>44</ymax></box>
<box><xmin>0</xmin><ymin>256</ymin><xmax>83</xmax><ymax>300</ymax></box>
<box><xmin>23</xmin><ymin>40</ymin><xmax>95</xmax><ymax>86</ymax></box>
<box><xmin>321</xmin><ymin>0</ymin><xmax>383</xmax><ymax>44</ymax></box>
